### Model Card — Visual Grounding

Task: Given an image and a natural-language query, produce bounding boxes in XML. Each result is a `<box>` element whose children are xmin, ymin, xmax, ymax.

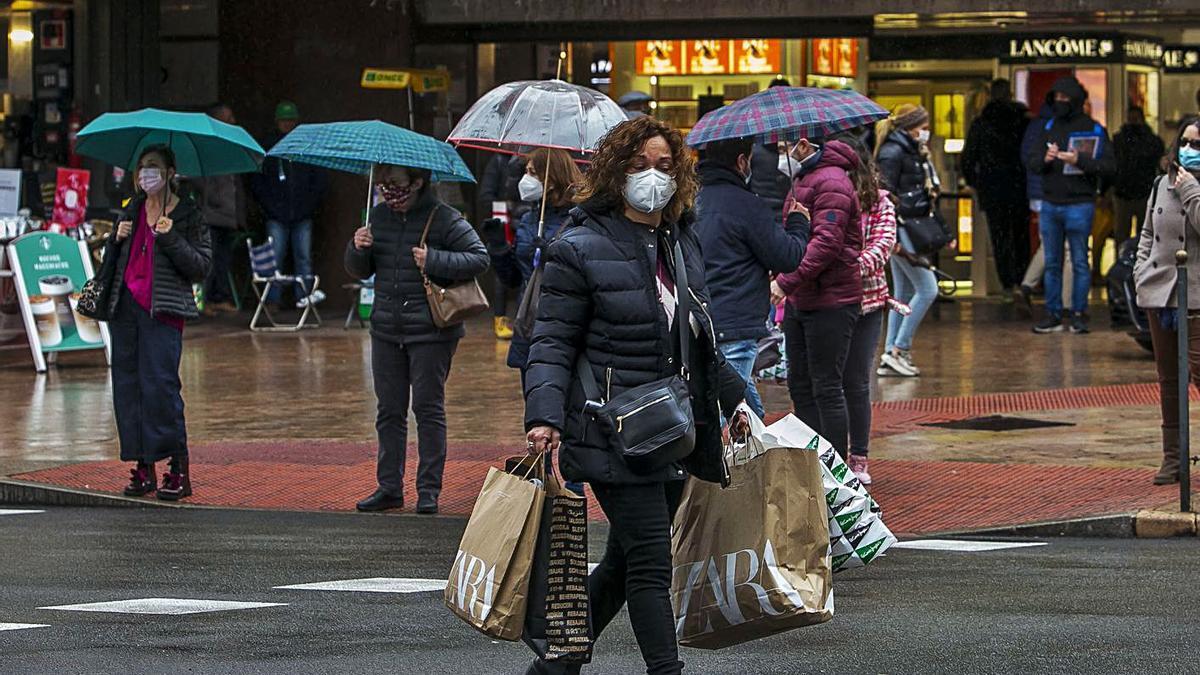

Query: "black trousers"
<box><xmin>371</xmin><ymin>336</ymin><xmax>457</xmax><ymax>498</ymax></box>
<box><xmin>110</xmin><ymin>288</ymin><xmax>187</xmax><ymax>463</ymax></box>
<box><xmin>783</xmin><ymin>302</ymin><xmax>860</xmax><ymax>458</ymax></box>
<box><xmin>205</xmin><ymin>226</ymin><xmax>237</xmax><ymax>304</ymax></box>
<box><xmin>983</xmin><ymin>200</ymin><xmax>1032</xmax><ymax>289</ymax></box>
<box><xmin>588</xmin><ymin>481</ymin><xmax>685</xmax><ymax>675</ymax></box>
<box><xmin>843</xmin><ymin>308</ymin><xmax>884</xmax><ymax>457</ymax></box>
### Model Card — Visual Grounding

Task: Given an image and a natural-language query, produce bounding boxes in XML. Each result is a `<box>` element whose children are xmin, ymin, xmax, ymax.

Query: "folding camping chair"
<box><xmin>342</xmin><ymin>279</ymin><xmax>372</xmax><ymax>329</ymax></box>
<box><xmin>247</xmin><ymin>237</ymin><xmax>322</xmax><ymax>332</ymax></box>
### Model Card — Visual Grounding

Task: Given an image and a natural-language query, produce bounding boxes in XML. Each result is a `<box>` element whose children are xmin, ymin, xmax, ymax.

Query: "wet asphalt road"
<box><xmin>0</xmin><ymin>506</ymin><xmax>1197</xmax><ymax>674</ymax></box>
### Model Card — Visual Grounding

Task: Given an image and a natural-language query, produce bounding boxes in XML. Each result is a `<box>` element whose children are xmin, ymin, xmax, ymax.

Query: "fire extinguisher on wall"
<box><xmin>66</xmin><ymin>108</ymin><xmax>82</xmax><ymax>169</ymax></box>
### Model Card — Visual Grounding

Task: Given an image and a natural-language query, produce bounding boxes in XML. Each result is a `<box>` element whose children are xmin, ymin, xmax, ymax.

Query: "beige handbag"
<box><xmin>420</xmin><ymin>205</ymin><xmax>490</xmax><ymax>328</ymax></box>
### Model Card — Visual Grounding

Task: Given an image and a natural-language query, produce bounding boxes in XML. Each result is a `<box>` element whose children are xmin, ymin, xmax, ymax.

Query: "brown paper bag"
<box><xmin>670</xmin><ymin>412</ymin><xmax>833</xmax><ymax>649</ymax></box>
<box><xmin>445</xmin><ymin>455</ymin><xmax>545</xmax><ymax>641</ymax></box>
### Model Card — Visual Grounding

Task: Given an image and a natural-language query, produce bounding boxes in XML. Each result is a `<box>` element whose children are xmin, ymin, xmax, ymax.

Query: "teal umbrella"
<box><xmin>266</xmin><ymin>120</ymin><xmax>474</xmax><ymax>182</ymax></box>
<box><xmin>75</xmin><ymin>108</ymin><xmax>265</xmax><ymax>176</ymax></box>
<box><xmin>266</xmin><ymin>120</ymin><xmax>475</xmax><ymax>227</ymax></box>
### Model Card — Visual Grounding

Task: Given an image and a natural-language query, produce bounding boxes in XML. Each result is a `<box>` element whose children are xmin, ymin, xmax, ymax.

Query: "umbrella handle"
<box><xmin>365</xmin><ymin>166</ymin><xmax>374</xmax><ymax>231</ymax></box>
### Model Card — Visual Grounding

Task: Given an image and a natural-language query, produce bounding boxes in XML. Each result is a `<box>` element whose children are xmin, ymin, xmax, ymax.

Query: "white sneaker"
<box><xmin>897</xmin><ymin>349</ymin><xmax>921</xmax><ymax>376</ymax></box>
<box><xmin>881</xmin><ymin>351</ymin><xmax>918</xmax><ymax>378</ymax></box>
<box><xmin>296</xmin><ymin>289</ymin><xmax>326</xmax><ymax>309</ymax></box>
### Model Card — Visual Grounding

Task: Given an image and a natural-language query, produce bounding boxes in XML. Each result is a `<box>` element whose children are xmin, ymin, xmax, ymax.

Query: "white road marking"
<box><xmin>0</xmin><ymin>510</ymin><xmax>45</xmax><ymax>516</ymax></box>
<box><xmin>40</xmin><ymin>598</ymin><xmax>287</xmax><ymax>615</ymax></box>
<box><xmin>891</xmin><ymin>539</ymin><xmax>1048</xmax><ymax>552</ymax></box>
<box><xmin>0</xmin><ymin>623</ymin><xmax>49</xmax><ymax>631</ymax></box>
<box><xmin>275</xmin><ymin>577</ymin><xmax>445</xmax><ymax>594</ymax></box>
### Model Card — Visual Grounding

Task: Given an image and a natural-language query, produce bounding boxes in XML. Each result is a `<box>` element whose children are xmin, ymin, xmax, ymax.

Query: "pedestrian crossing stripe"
<box><xmin>275</xmin><ymin>578</ymin><xmax>445</xmax><ymax>594</ymax></box>
<box><xmin>0</xmin><ymin>623</ymin><xmax>48</xmax><ymax>631</ymax></box>
<box><xmin>40</xmin><ymin>599</ymin><xmax>287</xmax><ymax>615</ymax></box>
<box><xmin>891</xmin><ymin>539</ymin><xmax>1047</xmax><ymax>552</ymax></box>
<box><xmin>0</xmin><ymin>509</ymin><xmax>45</xmax><ymax>516</ymax></box>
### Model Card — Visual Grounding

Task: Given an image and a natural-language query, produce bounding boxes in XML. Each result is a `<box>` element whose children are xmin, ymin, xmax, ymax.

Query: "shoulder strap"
<box><xmin>418</xmin><ymin>203</ymin><xmax>443</xmax><ymax>248</ymax></box>
<box><xmin>1145</xmin><ymin>174</ymin><xmax>1165</xmax><ymax>233</ymax></box>
<box><xmin>1044</xmin><ymin>118</ymin><xmax>1054</xmax><ymax>132</ymax></box>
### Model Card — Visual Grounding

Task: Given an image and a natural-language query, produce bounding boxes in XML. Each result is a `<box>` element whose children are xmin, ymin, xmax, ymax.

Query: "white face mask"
<box><xmin>518</xmin><ymin>173</ymin><xmax>543</xmax><ymax>203</ymax></box>
<box><xmin>916</xmin><ymin>129</ymin><xmax>931</xmax><ymax>145</ymax></box>
<box><xmin>777</xmin><ymin>151</ymin><xmax>800</xmax><ymax>178</ymax></box>
<box><xmin>624</xmin><ymin>168</ymin><xmax>676</xmax><ymax>214</ymax></box>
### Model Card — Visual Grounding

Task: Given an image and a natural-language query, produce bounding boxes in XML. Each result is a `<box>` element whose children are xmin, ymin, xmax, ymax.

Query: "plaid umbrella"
<box><xmin>448</xmin><ymin>79</ymin><xmax>626</xmax><ymax>155</ymax></box>
<box><xmin>686</xmin><ymin>87</ymin><xmax>889</xmax><ymax>148</ymax></box>
<box><xmin>266</xmin><ymin>120</ymin><xmax>474</xmax><ymax>182</ymax></box>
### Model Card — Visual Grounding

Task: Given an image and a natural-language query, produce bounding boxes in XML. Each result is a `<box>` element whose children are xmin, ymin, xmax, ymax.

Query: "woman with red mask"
<box><xmin>345</xmin><ymin>164</ymin><xmax>490</xmax><ymax>514</ymax></box>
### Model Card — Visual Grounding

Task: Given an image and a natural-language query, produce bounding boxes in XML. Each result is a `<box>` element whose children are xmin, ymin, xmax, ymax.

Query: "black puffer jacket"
<box><xmin>749</xmin><ymin>141</ymin><xmax>792</xmax><ymax>220</ymax></box>
<box><xmin>523</xmin><ymin>200</ymin><xmax>746</xmax><ymax>486</ymax></box>
<box><xmin>105</xmin><ymin>195</ymin><xmax>212</xmax><ymax>319</ymax></box>
<box><xmin>876</xmin><ymin>130</ymin><xmax>931</xmax><ymax>218</ymax></box>
<box><xmin>344</xmin><ymin>190</ymin><xmax>489</xmax><ymax>344</ymax></box>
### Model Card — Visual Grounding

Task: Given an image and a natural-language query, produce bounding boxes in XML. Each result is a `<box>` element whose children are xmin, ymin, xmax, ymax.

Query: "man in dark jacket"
<box><xmin>250</xmin><ymin>101</ymin><xmax>329</xmax><ymax>308</ymax></box>
<box><xmin>345</xmin><ymin>168</ymin><xmax>489</xmax><ymax>514</ymax></box>
<box><xmin>963</xmin><ymin>79</ymin><xmax>1031</xmax><ymax>294</ymax></box>
<box><xmin>194</xmin><ymin>103</ymin><xmax>245</xmax><ymax>315</ymax></box>
<box><xmin>1112</xmin><ymin>106</ymin><xmax>1165</xmax><ymax>248</ymax></box>
<box><xmin>1027</xmin><ymin>76</ymin><xmax>1116</xmax><ymax>334</ymax></box>
<box><xmin>694</xmin><ymin>136</ymin><xmax>809</xmax><ymax>417</ymax></box>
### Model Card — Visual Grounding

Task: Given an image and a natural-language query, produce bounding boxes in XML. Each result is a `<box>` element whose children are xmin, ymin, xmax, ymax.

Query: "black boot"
<box><xmin>416</xmin><ymin>492</ymin><xmax>439</xmax><ymax>515</ymax></box>
<box><xmin>123</xmin><ymin>462</ymin><xmax>156</xmax><ymax>497</ymax></box>
<box><xmin>356</xmin><ymin>489</ymin><xmax>404</xmax><ymax>512</ymax></box>
<box><xmin>157</xmin><ymin>455</ymin><xmax>192</xmax><ymax>501</ymax></box>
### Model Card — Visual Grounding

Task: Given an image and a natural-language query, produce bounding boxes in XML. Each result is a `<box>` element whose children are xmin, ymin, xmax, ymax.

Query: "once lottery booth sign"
<box><xmin>6</xmin><ymin>230</ymin><xmax>110</xmax><ymax>372</ymax></box>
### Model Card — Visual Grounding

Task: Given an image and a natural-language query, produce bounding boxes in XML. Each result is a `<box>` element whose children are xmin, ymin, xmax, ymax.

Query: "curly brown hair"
<box><xmin>575</xmin><ymin>115</ymin><xmax>698</xmax><ymax>225</ymax></box>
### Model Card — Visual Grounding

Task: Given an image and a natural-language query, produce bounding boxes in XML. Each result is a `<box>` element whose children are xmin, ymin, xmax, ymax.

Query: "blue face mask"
<box><xmin>1180</xmin><ymin>146</ymin><xmax>1200</xmax><ymax>170</ymax></box>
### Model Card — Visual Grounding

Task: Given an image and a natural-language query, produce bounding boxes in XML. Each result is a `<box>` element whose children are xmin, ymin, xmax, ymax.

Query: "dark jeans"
<box><xmin>983</xmin><ymin>199</ymin><xmax>1032</xmax><ymax>289</ymax></box>
<box><xmin>783</xmin><ymin>302</ymin><xmax>860</xmax><ymax>458</ymax></box>
<box><xmin>588</xmin><ymin>481</ymin><xmax>685</xmax><ymax>675</ymax></box>
<box><xmin>843</xmin><ymin>308</ymin><xmax>884</xmax><ymax>457</ymax></box>
<box><xmin>371</xmin><ymin>336</ymin><xmax>457</xmax><ymax>498</ymax></box>
<box><xmin>110</xmin><ymin>288</ymin><xmax>187</xmax><ymax>463</ymax></box>
<box><xmin>205</xmin><ymin>226</ymin><xmax>237</xmax><ymax>304</ymax></box>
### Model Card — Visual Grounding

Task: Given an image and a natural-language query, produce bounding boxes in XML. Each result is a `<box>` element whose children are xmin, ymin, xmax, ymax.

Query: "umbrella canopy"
<box><xmin>266</xmin><ymin>120</ymin><xmax>474</xmax><ymax>182</ymax></box>
<box><xmin>686</xmin><ymin>87</ymin><xmax>889</xmax><ymax>148</ymax></box>
<box><xmin>75</xmin><ymin>108</ymin><xmax>265</xmax><ymax>176</ymax></box>
<box><xmin>448</xmin><ymin>79</ymin><xmax>626</xmax><ymax>155</ymax></box>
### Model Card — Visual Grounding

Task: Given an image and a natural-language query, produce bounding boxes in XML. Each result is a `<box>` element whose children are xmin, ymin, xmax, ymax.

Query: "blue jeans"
<box><xmin>885</xmin><ymin>228</ymin><xmax>938</xmax><ymax>352</ymax></box>
<box><xmin>266</xmin><ymin>218</ymin><xmax>314</xmax><ymax>303</ymax></box>
<box><xmin>719</xmin><ymin>339</ymin><xmax>765</xmax><ymax>418</ymax></box>
<box><xmin>1039</xmin><ymin>201</ymin><xmax>1094</xmax><ymax>317</ymax></box>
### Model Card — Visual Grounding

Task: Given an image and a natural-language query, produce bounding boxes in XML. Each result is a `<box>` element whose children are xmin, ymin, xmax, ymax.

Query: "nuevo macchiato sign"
<box><xmin>7</xmin><ymin>230</ymin><xmax>109</xmax><ymax>372</ymax></box>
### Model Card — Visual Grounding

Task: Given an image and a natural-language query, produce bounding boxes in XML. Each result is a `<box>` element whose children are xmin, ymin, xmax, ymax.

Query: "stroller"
<box><xmin>1106</xmin><ymin>239</ymin><xmax>1154</xmax><ymax>352</ymax></box>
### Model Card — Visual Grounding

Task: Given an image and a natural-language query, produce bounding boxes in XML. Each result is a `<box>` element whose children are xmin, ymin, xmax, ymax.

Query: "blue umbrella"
<box><xmin>266</xmin><ymin>120</ymin><xmax>474</xmax><ymax>182</ymax></box>
<box><xmin>75</xmin><ymin>108</ymin><xmax>265</xmax><ymax>176</ymax></box>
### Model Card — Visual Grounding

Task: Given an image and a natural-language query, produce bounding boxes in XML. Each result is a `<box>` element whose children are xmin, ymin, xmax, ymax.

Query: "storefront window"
<box><xmin>1126</xmin><ymin>68</ymin><xmax>1160</xmax><ymax>130</ymax></box>
<box><xmin>933</xmin><ymin>93</ymin><xmax>967</xmax><ymax>140</ymax></box>
<box><xmin>1074</xmin><ymin>68</ymin><xmax>1108</xmax><ymax>127</ymax></box>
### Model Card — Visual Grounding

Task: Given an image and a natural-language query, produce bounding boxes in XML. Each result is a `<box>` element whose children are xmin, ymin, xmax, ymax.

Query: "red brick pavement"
<box><xmin>10</xmin><ymin>381</ymin><xmax>1196</xmax><ymax>535</ymax></box>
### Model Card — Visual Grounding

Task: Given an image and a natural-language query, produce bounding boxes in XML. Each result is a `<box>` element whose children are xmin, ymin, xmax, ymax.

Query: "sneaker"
<box><xmin>1069</xmin><ymin>314</ymin><xmax>1090</xmax><ymax>334</ymax></box>
<box><xmin>897</xmin><ymin>349</ymin><xmax>921</xmax><ymax>376</ymax></box>
<box><xmin>847</xmin><ymin>454</ymin><xmax>872</xmax><ymax>485</ymax></box>
<box><xmin>1032</xmin><ymin>315</ymin><xmax>1065</xmax><ymax>334</ymax></box>
<box><xmin>880</xmin><ymin>351</ymin><xmax>918</xmax><ymax>378</ymax></box>
<box><xmin>296</xmin><ymin>290</ymin><xmax>327</xmax><ymax>309</ymax></box>
<box><xmin>494</xmin><ymin>316</ymin><xmax>514</xmax><ymax>340</ymax></box>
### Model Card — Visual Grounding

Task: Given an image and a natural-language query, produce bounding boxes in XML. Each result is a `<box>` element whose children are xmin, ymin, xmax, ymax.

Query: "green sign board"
<box><xmin>6</xmin><ymin>231</ymin><xmax>109</xmax><ymax>371</ymax></box>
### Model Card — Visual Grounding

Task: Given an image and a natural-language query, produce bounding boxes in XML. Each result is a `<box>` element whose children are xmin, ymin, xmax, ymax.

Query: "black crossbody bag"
<box><xmin>575</xmin><ymin>238</ymin><xmax>696</xmax><ymax>475</ymax></box>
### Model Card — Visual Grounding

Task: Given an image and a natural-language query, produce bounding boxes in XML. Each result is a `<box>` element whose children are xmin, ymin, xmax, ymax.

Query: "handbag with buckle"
<box><xmin>420</xmin><ymin>204</ymin><xmax>490</xmax><ymax>328</ymax></box>
<box><xmin>76</xmin><ymin>244</ymin><xmax>118</xmax><ymax>321</ymax></box>
<box><xmin>575</xmin><ymin>237</ymin><xmax>695</xmax><ymax>475</ymax></box>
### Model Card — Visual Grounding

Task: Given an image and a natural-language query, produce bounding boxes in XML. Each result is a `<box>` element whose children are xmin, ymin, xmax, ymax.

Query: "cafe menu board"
<box><xmin>7</xmin><ymin>230</ymin><xmax>109</xmax><ymax>372</ymax></box>
<box><xmin>636</xmin><ymin>39</ymin><xmax>781</xmax><ymax>76</ymax></box>
<box><xmin>811</xmin><ymin>38</ymin><xmax>859</xmax><ymax>78</ymax></box>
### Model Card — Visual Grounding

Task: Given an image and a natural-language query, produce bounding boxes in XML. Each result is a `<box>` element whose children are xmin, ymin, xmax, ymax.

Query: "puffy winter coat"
<box><xmin>694</xmin><ymin>160</ymin><xmax>808</xmax><ymax>342</ymax></box>
<box><xmin>344</xmin><ymin>189</ymin><xmax>489</xmax><ymax>344</ymax></box>
<box><xmin>777</xmin><ymin>140</ymin><xmax>864</xmax><ymax>311</ymax></box>
<box><xmin>105</xmin><ymin>195</ymin><xmax>212</xmax><ymax>319</ymax></box>
<box><xmin>523</xmin><ymin>200</ymin><xmax>746</xmax><ymax>486</ymax></box>
<box><xmin>507</xmin><ymin>204</ymin><xmax>572</xmax><ymax>370</ymax></box>
<box><xmin>749</xmin><ymin>141</ymin><xmax>793</xmax><ymax>220</ymax></box>
<box><xmin>876</xmin><ymin>130</ymin><xmax>930</xmax><ymax>217</ymax></box>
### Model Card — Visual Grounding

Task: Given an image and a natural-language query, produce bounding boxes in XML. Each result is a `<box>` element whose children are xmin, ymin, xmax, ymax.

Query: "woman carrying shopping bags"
<box><xmin>523</xmin><ymin>115</ymin><xmax>747</xmax><ymax>675</ymax></box>
<box><xmin>876</xmin><ymin>104</ymin><xmax>941</xmax><ymax>378</ymax></box>
<box><xmin>1134</xmin><ymin>115</ymin><xmax>1200</xmax><ymax>485</ymax></box>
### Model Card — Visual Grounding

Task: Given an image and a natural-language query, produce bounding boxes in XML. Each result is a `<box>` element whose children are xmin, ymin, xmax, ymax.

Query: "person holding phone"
<box><xmin>106</xmin><ymin>144</ymin><xmax>212</xmax><ymax>501</ymax></box>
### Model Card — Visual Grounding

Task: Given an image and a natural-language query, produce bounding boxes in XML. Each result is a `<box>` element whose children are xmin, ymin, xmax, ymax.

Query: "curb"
<box><xmin>1133</xmin><ymin>509</ymin><xmax>1198</xmax><ymax>538</ymax></box>
<box><xmin>0</xmin><ymin>479</ymin><xmax>176</xmax><ymax>509</ymax></box>
<box><xmin>928</xmin><ymin>513</ymin><xmax>1137</xmax><ymax>539</ymax></box>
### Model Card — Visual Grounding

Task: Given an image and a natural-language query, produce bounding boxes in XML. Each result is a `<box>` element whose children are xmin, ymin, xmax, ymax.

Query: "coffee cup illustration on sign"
<box><xmin>38</xmin><ymin>274</ymin><xmax>75</xmax><ymax>333</ymax></box>
<box><xmin>30</xmin><ymin>294</ymin><xmax>62</xmax><ymax>346</ymax></box>
<box><xmin>69</xmin><ymin>292</ymin><xmax>103</xmax><ymax>343</ymax></box>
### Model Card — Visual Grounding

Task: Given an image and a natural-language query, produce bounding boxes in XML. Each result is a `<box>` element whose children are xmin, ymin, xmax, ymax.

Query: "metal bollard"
<box><xmin>1176</xmin><ymin>250</ymin><xmax>1191</xmax><ymax>513</ymax></box>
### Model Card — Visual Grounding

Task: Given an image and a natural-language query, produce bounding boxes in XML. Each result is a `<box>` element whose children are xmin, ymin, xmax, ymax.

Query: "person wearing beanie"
<box><xmin>249</xmin><ymin>100</ymin><xmax>330</xmax><ymax>309</ymax></box>
<box><xmin>1026</xmin><ymin>75</ymin><xmax>1116</xmax><ymax>335</ymax></box>
<box><xmin>874</xmin><ymin>103</ymin><xmax>942</xmax><ymax>378</ymax></box>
